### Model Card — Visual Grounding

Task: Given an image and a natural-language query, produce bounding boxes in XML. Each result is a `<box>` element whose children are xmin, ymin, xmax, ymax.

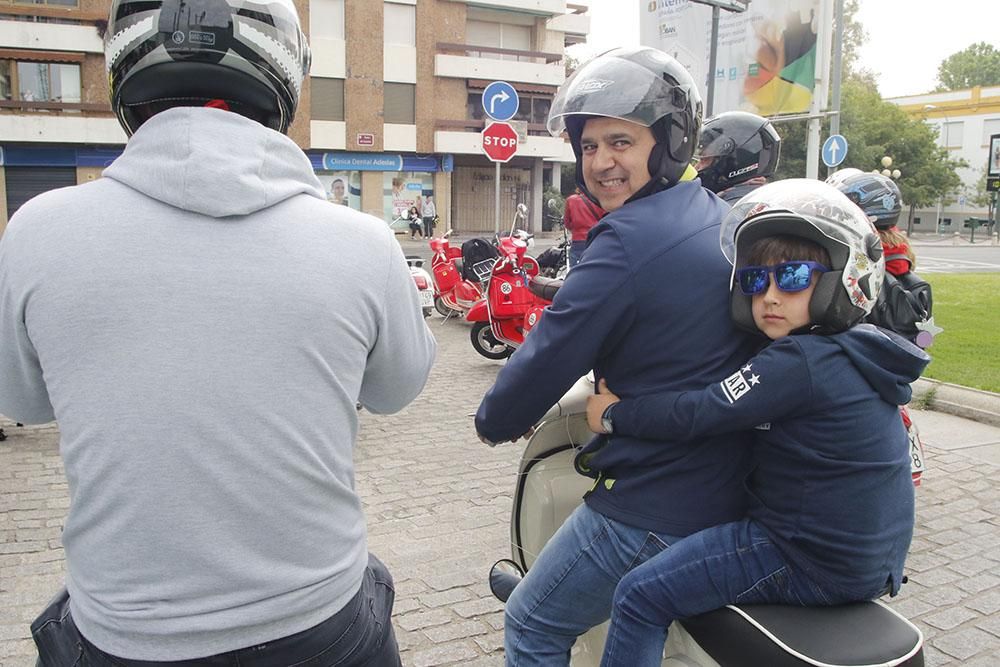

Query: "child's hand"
<box><xmin>586</xmin><ymin>378</ymin><xmax>620</xmax><ymax>434</ymax></box>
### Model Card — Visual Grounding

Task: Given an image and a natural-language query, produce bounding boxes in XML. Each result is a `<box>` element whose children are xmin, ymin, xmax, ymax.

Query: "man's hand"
<box><xmin>586</xmin><ymin>379</ymin><xmax>620</xmax><ymax>434</ymax></box>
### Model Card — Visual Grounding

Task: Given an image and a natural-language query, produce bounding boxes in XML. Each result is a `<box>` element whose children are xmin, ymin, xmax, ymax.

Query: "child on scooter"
<box><xmin>584</xmin><ymin>180</ymin><xmax>929</xmax><ymax>667</ymax></box>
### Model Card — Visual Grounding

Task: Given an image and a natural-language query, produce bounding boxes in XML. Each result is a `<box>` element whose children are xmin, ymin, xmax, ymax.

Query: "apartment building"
<box><xmin>890</xmin><ymin>86</ymin><xmax>1000</xmax><ymax>233</ymax></box>
<box><xmin>1</xmin><ymin>0</ymin><xmax>590</xmax><ymax>236</ymax></box>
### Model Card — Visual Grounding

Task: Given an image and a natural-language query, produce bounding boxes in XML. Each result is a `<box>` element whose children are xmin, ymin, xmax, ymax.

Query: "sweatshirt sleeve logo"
<box><xmin>721</xmin><ymin>363</ymin><xmax>761</xmax><ymax>404</ymax></box>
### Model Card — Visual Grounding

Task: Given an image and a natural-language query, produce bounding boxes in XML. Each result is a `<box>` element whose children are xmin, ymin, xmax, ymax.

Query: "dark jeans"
<box><xmin>600</xmin><ymin>519</ymin><xmax>875</xmax><ymax>667</ymax></box>
<box><xmin>423</xmin><ymin>216</ymin><xmax>435</xmax><ymax>238</ymax></box>
<box><xmin>32</xmin><ymin>554</ymin><xmax>402</xmax><ymax>667</ymax></box>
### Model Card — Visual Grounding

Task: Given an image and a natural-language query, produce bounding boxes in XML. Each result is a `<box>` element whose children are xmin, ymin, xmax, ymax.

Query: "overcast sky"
<box><xmin>571</xmin><ymin>0</ymin><xmax>1000</xmax><ymax>99</ymax></box>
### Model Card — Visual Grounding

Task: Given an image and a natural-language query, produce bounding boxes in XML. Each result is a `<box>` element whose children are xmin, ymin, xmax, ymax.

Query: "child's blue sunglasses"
<box><xmin>737</xmin><ymin>261</ymin><xmax>829</xmax><ymax>296</ymax></box>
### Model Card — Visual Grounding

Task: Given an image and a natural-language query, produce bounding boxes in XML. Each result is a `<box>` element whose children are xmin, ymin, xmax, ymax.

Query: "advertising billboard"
<box><xmin>640</xmin><ymin>0</ymin><xmax>827</xmax><ymax>116</ymax></box>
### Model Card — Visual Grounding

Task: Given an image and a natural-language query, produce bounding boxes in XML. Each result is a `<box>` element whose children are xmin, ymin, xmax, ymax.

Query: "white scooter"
<box><xmin>488</xmin><ymin>374</ymin><xmax>926</xmax><ymax>667</ymax></box>
<box><xmin>405</xmin><ymin>255</ymin><xmax>435</xmax><ymax>318</ymax></box>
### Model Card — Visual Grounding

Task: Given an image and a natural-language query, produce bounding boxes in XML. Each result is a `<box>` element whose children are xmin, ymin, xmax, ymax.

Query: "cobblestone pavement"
<box><xmin>3</xmin><ymin>317</ymin><xmax>1000</xmax><ymax>666</ymax></box>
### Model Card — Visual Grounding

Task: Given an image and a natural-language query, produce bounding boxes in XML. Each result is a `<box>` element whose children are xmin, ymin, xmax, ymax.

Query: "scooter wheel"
<box><xmin>434</xmin><ymin>295</ymin><xmax>457</xmax><ymax>318</ymax></box>
<box><xmin>471</xmin><ymin>322</ymin><xmax>514</xmax><ymax>360</ymax></box>
<box><xmin>422</xmin><ymin>307</ymin><xmax>433</xmax><ymax>318</ymax></box>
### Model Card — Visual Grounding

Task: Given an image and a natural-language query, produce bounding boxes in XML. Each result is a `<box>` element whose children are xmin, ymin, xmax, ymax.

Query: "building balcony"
<box><xmin>433</xmin><ymin>119</ymin><xmax>573</xmax><ymax>161</ymax></box>
<box><xmin>0</xmin><ymin>5</ymin><xmax>104</xmax><ymax>53</ymax></box>
<box><xmin>0</xmin><ymin>102</ymin><xmax>124</xmax><ymax>144</ymax></box>
<box><xmin>440</xmin><ymin>0</ymin><xmax>565</xmax><ymax>17</ymax></box>
<box><xmin>546</xmin><ymin>4</ymin><xmax>590</xmax><ymax>38</ymax></box>
<box><xmin>435</xmin><ymin>43</ymin><xmax>564</xmax><ymax>87</ymax></box>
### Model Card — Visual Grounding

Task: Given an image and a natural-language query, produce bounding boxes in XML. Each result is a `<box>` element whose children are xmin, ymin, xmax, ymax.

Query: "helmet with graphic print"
<box><xmin>104</xmin><ymin>0</ymin><xmax>310</xmax><ymax>135</ymax></box>
<box><xmin>547</xmin><ymin>46</ymin><xmax>703</xmax><ymax>202</ymax></box>
<box><xmin>826</xmin><ymin>170</ymin><xmax>903</xmax><ymax>230</ymax></box>
<box><xmin>720</xmin><ymin>179</ymin><xmax>885</xmax><ymax>335</ymax></box>
<box><xmin>695</xmin><ymin>111</ymin><xmax>781</xmax><ymax>194</ymax></box>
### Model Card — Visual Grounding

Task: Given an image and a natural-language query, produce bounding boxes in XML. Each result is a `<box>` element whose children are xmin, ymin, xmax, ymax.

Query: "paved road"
<box><xmin>3</xmin><ymin>318</ymin><xmax>1000</xmax><ymax>666</ymax></box>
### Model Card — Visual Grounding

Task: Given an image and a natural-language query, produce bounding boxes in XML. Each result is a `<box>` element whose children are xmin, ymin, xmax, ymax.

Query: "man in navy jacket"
<box><xmin>475</xmin><ymin>47</ymin><xmax>758</xmax><ymax>665</ymax></box>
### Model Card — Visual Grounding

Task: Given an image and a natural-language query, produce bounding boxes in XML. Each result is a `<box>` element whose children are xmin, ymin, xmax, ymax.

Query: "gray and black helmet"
<box><xmin>105</xmin><ymin>0</ymin><xmax>310</xmax><ymax>135</ymax></box>
<box><xmin>826</xmin><ymin>170</ymin><xmax>903</xmax><ymax>231</ymax></box>
<box><xmin>547</xmin><ymin>46</ymin><xmax>703</xmax><ymax>203</ymax></box>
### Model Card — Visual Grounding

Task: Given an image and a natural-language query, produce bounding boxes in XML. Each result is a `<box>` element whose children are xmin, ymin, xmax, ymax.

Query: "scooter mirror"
<box><xmin>547</xmin><ymin>198</ymin><xmax>557</xmax><ymax>210</ymax></box>
<box><xmin>516</xmin><ymin>203</ymin><xmax>528</xmax><ymax>217</ymax></box>
<box><xmin>488</xmin><ymin>559</ymin><xmax>525</xmax><ymax>603</ymax></box>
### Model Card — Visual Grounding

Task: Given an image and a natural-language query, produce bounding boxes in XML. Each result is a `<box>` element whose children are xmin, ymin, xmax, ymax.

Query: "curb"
<box><xmin>912</xmin><ymin>378</ymin><xmax>1000</xmax><ymax>428</ymax></box>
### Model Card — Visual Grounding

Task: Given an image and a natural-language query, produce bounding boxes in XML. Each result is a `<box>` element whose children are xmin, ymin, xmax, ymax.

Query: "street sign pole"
<box><xmin>481</xmin><ymin>83</ymin><xmax>521</xmax><ymax>236</ymax></box>
<box><xmin>495</xmin><ymin>162</ymin><xmax>501</xmax><ymax>234</ymax></box>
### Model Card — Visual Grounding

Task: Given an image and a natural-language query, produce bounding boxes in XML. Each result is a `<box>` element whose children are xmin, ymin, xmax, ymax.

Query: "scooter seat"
<box><xmin>528</xmin><ymin>275</ymin><xmax>563</xmax><ymax>301</ymax></box>
<box><xmin>680</xmin><ymin>601</ymin><xmax>923</xmax><ymax>667</ymax></box>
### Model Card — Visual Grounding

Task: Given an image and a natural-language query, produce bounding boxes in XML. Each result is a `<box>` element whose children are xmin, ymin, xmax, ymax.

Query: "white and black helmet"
<box><xmin>721</xmin><ymin>179</ymin><xmax>885</xmax><ymax>335</ymax></box>
<box><xmin>105</xmin><ymin>0</ymin><xmax>310</xmax><ymax>135</ymax></box>
<box><xmin>547</xmin><ymin>46</ymin><xmax>703</xmax><ymax>202</ymax></box>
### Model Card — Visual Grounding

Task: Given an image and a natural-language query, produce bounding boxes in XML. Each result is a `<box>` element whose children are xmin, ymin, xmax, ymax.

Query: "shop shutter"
<box><xmin>5</xmin><ymin>167</ymin><xmax>77</xmax><ymax>217</ymax></box>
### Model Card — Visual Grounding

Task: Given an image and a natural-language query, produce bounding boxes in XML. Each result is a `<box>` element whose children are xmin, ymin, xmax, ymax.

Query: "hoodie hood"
<box><xmin>103</xmin><ymin>107</ymin><xmax>325</xmax><ymax>218</ymax></box>
<box><xmin>831</xmin><ymin>323</ymin><xmax>930</xmax><ymax>405</ymax></box>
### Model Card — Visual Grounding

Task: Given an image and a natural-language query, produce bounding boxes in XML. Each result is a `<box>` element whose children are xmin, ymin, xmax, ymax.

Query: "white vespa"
<box><xmin>488</xmin><ymin>374</ymin><xmax>926</xmax><ymax>667</ymax></box>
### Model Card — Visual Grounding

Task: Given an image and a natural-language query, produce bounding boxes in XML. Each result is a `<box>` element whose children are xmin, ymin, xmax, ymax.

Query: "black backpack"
<box><xmin>460</xmin><ymin>237</ymin><xmax>499</xmax><ymax>282</ymax></box>
<box><xmin>867</xmin><ymin>268</ymin><xmax>934</xmax><ymax>344</ymax></box>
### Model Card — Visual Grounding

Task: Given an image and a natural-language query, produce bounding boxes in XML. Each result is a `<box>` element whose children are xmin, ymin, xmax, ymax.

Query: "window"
<box><xmin>942</xmin><ymin>121</ymin><xmax>963</xmax><ymax>149</ymax></box>
<box><xmin>467</xmin><ymin>93</ymin><xmax>552</xmax><ymax>125</ymax></box>
<box><xmin>982</xmin><ymin>118</ymin><xmax>1000</xmax><ymax>146</ymax></box>
<box><xmin>466</xmin><ymin>19</ymin><xmax>532</xmax><ymax>60</ymax></box>
<box><xmin>310</xmin><ymin>0</ymin><xmax>344</xmax><ymax>40</ymax></box>
<box><xmin>384</xmin><ymin>2</ymin><xmax>415</xmax><ymax>47</ymax></box>
<box><xmin>942</xmin><ymin>218</ymin><xmax>952</xmax><ymax>227</ymax></box>
<box><xmin>913</xmin><ymin>217</ymin><xmax>922</xmax><ymax>226</ymax></box>
<box><xmin>384</xmin><ymin>82</ymin><xmax>415</xmax><ymax>124</ymax></box>
<box><xmin>1</xmin><ymin>61</ymin><xmax>81</xmax><ymax>102</ymax></box>
<box><xmin>311</xmin><ymin>77</ymin><xmax>344</xmax><ymax>121</ymax></box>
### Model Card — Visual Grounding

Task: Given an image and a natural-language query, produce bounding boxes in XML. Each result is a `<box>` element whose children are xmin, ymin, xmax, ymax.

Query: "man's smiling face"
<box><xmin>580</xmin><ymin>116</ymin><xmax>656</xmax><ymax>212</ymax></box>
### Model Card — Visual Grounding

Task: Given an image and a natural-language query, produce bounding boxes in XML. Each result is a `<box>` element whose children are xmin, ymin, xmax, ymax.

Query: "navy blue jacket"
<box><xmin>611</xmin><ymin>324</ymin><xmax>930</xmax><ymax>595</ymax></box>
<box><xmin>476</xmin><ymin>182</ymin><xmax>758</xmax><ymax>535</ymax></box>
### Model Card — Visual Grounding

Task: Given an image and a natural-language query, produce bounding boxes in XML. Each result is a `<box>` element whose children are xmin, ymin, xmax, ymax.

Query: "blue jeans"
<box><xmin>504</xmin><ymin>503</ymin><xmax>683</xmax><ymax>667</ymax></box>
<box><xmin>600</xmin><ymin>519</ymin><xmax>858</xmax><ymax>667</ymax></box>
<box><xmin>32</xmin><ymin>553</ymin><xmax>402</xmax><ymax>667</ymax></box>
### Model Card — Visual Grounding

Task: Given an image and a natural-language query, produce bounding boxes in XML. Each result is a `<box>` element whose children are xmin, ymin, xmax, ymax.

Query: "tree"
<box><xmin>774</xmin><ymin>77</ymin><xmax>966</xmax><ymax>233</ymax></box>
<box><xmin>936</xmin><ymin>42</ymin><xmax>1000</xmax><ymax>91</ymax></box>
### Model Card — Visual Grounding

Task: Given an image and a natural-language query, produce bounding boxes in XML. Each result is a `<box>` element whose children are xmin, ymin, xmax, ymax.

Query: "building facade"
<box><xmin>1</xmin><ymin>0</ymin><xmax>590</xmax><ymax>236</ymax></box>
<box><xmin>890</xmin><ymin>86</ymin><xmax>1000</xmax><ymax>233</ymax></box>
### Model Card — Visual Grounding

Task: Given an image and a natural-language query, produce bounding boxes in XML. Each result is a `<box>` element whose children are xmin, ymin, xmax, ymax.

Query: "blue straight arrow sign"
<box><xmin>822</xmin><ymin>134</ymin><xmax>848</xmax><ymax>168</ymax></box>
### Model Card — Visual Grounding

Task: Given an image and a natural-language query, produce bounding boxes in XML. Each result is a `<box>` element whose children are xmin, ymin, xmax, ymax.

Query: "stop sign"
<box><xmin>482</xmin><ymin>122</ymin><xmax>519</xmax><ymax>163</ymax></box>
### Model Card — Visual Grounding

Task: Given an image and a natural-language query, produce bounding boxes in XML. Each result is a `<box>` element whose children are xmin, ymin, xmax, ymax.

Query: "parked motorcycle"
<box><xmin>428</xmin><ymin>230</ymin><xmax>494</xmax><ymax>317</ymax></box>
<box><xmin>487</xmin><ymin>374</ymin><xmax>926</xmax><ymax>666</ymax></box>
<box><xmin>466</xmin><ymin>204</ymin><xmax>562</xmax><ymax>360</ymax></box>
<box><xmin>405</xmin><ymin>255</ymin><xmax>434</xmax><ymax>318</ymax></box>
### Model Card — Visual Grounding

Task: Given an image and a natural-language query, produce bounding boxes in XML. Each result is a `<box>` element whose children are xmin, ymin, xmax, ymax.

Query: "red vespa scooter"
<box><xmin>428</xmin><ymin>230</ymin><xmax>490</xmax><ymax>317</ymax></box>
<box><xmin>467</xmin><ymin>204</ymin><xmax>561</xmax><ymax>359</ymax></box>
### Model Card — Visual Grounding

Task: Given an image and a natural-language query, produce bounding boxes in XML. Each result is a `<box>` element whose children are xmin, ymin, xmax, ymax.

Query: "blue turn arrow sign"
<box><xmin>822</xmin><ymin>134</ymin><xmax>848</xmax><ymax>168</ymax></box>
<box><xmin>482</xmin><ymin>81</ymin><xmax>519</xmax><ymax>122</ymax></box>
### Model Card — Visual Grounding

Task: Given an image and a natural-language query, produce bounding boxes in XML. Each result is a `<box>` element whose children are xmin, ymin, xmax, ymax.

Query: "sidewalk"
<box><xmin>2</xmin><ymin>321</ymin><xmax>1000</xmax><ymax>665</ymax></box>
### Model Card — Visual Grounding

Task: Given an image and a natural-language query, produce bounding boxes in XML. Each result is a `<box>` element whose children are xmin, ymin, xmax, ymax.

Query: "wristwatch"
<box><xmin>601</xmin><ymin>403</ymin><xmax>616</xmax><ymax>434</ymax></box>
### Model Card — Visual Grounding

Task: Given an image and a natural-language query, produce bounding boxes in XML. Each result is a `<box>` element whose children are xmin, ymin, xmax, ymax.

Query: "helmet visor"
<box><xmin>547</xmin><ymin>55</ymin><xmax>694</xmax><ymax>136</ymax></box>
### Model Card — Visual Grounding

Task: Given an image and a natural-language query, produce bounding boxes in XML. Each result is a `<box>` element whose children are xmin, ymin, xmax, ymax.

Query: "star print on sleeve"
<box><xmin>721</xmin><ymin>363</ymin><xmax>763</xmax><ymax>403</ymax></box>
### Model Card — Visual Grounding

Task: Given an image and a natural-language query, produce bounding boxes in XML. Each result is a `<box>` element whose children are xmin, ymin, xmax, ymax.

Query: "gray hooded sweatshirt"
<box><xmin>0</xmin><ymin>107</ymin><xmax>436</xmax><ymax>660</ymax></box>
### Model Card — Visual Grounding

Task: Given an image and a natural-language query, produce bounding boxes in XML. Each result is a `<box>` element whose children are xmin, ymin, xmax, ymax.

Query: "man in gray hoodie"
<box><xmin>0</xmin><ymin>0</ymin><xmax>435</xmax><ymax>664</ymax></box>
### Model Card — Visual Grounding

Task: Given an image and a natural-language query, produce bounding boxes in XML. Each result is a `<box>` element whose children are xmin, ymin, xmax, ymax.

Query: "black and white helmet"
<box><xmin>547</xmin><ymin>46</ymin><xmax>703</xmax><ymax>202</ymax></box>
<box><xmin>695</xmin><ymin>111</ymin><xmax>781</xmax><ymax>194</ymax></box>
<box><xmin>105</xmin><ymin>0</ymin><xmax>310</xmax><ymax>135</ymax></box>
<box><xmin>721</xmin><ymin>179</ymin><xmax>885</xmax><ymax>335</ymax></box>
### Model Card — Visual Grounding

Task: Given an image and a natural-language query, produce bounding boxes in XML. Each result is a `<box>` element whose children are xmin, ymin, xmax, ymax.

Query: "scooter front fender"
<box><xmin>466</xmin><ymin>300</ymin><xmax>489</xmax><ymax>322</ymax></box>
